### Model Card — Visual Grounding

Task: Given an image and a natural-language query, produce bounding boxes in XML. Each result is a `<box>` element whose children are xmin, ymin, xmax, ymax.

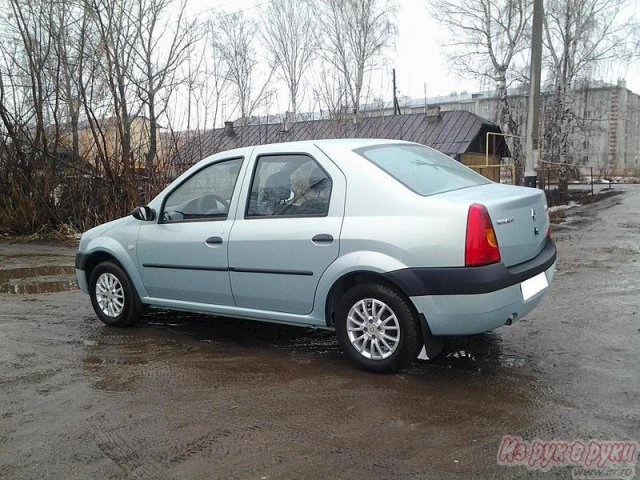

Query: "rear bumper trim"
<box><xmin>385</xmin><ymin>238</ymin><xmax>556</xmax><ymax>296</ymax></box>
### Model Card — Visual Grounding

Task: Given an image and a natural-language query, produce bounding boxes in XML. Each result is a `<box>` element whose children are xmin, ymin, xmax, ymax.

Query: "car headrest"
<box><xmin>265</xmin><ymin>171</ymin><xmax>291</xmax><ymax>191</ymax></box>
<box><xmin>308</xmin><ymin>172</ymin><xmax>327</xmax><ymax>188</ymax></box>
<box><xmin>263</xmin><ymin>172</ymin><xmax>292</xmax><ymax>203</ymax></box>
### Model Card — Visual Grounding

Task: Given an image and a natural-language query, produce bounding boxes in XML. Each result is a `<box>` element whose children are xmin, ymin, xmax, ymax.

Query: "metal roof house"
<box><xmin>173</xmin><ymin>110</ymin><xmax>510</xmax><ymax>180</ymax></box>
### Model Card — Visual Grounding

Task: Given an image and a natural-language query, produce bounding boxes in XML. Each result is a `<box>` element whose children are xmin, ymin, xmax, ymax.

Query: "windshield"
<box><xmin>354</xmin><ymin>143</ymin><xmax>490</xmax><ymax>196</ymax></box>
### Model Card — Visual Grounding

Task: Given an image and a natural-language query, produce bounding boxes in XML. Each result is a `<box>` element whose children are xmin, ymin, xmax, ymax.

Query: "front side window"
<box><xmin>354</xmin><ymin>143</ymin><xmax>490</xmax><ymax>196</ymax></box>
<box><xmin>246</xmin><ymin>154</ymin><xmax>332</xmax><ymax>217</ymax></box>
<box><xmin>161</xmin><ymin>158</ymin><xmax>243</xmax><ymax>222</ymax></box>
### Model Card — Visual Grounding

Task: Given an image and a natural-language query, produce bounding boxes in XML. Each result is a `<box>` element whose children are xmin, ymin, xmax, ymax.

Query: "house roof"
<box><xmin>54</xmin><ymin>115</ymin><xmax>154</xmax><ymax>133</ymax></box>
<box><xmin>173</xmin><ymin>110</ymin><xmax>506</xmax><ymax>166</ymax></box>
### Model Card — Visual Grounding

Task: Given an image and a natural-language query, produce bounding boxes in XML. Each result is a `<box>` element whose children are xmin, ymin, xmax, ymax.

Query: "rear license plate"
<box><xmin>520</xmin><ymin>272</ymin><xmax>548</xmax><ymax>301</ymax></box>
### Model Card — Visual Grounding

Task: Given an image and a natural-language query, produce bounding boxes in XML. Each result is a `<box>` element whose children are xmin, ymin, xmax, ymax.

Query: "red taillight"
<box><xmin>465</xmin><ymin>203</ymin><xmax>501</xmax><ymax>267</ymax></box>
<box><xmin>546</xmin><ymin>225</ymin><xmax>551</xmax><ymax>238</ymax></box>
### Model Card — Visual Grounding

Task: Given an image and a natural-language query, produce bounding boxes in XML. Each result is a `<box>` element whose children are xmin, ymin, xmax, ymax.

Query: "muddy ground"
<box><xmin>1</xmin><ymin>186</ymin><xmax>639</xmax><ymax>479</ymax></box>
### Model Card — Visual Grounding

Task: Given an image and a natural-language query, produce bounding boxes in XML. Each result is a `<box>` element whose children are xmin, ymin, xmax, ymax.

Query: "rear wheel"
<box><xmin>89</xmin><ymin>262</ymin><xmax>139</xmax><ymax>327</ymax></box>
<box><xmin>335</xmin><ymin>282</ymin><xmax>421</xmax><ymax>373</ymax></box>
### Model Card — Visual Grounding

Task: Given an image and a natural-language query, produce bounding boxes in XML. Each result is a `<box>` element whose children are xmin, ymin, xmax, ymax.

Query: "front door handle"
<box><xmin>205</xmin><ymin>236</ymin><xmax>223</xmax><ymax>245</ymax></box>
<box><xmin>312</xmin><ymin>234</ymin><xmax>333</xmax><ymax>243</ymax></box>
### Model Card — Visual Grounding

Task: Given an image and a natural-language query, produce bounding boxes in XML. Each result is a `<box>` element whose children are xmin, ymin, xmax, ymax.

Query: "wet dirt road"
<box><xmin>1</xmin><ymin>186</ymin><xmax>639</xmax><ymax>479</ymax></box>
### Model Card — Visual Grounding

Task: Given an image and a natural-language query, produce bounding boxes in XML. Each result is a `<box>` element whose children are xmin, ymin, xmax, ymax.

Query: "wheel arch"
<box><xmin>83</xmin><ymin>250</ymin><xmax>121</xmax><ymax>280</ymax></box>
<box><xmin>82</xmin><ymin>247</ymin><xmax>145</xmax><ymax>312</ymax></box>
<box><xmin>324</xmin><ymin>270</ymin><xmax>410</xmax><ymax>328</ymax></box>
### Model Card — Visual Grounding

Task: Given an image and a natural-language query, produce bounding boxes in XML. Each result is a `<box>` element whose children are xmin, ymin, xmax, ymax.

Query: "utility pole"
<box><xmin>393</xmin><ymin>68</ymin><xmax>401</xmax><ymax>115</ymax></box>
<box><xmin>424</xmin><ymin>83</ymin><xmax>427</xmax><ymax>112</ymax></box>
<box><xmin>524</xmin><ymin>0</ymin><xmax>544</xmax><ymax>187</ymax></box>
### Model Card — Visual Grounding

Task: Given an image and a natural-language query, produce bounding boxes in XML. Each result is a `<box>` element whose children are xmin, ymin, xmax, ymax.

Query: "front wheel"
<box><xmin>89</xmin><ymin>261</ymin><xmax>139</xmax><ymax>327</ymax></box>
<box><xmin>335</xmin><ymin>283</ymin><xmax>421</xmax><ymax>373</ymax></box>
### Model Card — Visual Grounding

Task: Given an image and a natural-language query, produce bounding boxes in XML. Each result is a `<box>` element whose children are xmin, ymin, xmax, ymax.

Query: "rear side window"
<box><xmin>246</xmin><ymin>154</ymin><xmax>332</xmax><ymax>217</ymax></box>
<box><xmin>354</xmin><ymin>144</ymin><xmax>489</xmax><ymax>196</ymax></box>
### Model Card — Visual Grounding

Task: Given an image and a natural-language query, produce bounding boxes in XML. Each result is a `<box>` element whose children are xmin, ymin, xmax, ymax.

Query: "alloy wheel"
<box><xmin>95</xmin><ymin>272</ymin><xmax>125</xmax><ymax>318</ymax></box>
<box><xmin>346</xmin><ymin>298</ymin><xmax>400</xmax><ymax>360</ymax></box>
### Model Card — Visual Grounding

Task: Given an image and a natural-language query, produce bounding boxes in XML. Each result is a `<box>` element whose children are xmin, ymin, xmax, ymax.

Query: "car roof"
<box><xmin>207</xmin><ymin>138</ymin><xmax>415</xmax><ymax>159</ymax></box>
<box><xmin>313</xmin><ymin>138</ymin><xmax>413</xmax><ymax>149</ymax></box>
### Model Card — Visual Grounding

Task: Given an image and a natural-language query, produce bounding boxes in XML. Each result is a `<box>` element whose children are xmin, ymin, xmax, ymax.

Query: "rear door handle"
<box><xmin>312</xmin><ymin>234</ymin><xmax>333</xmax><ymax>243</ymax></box>
<box><xmin>206</xmin><ymin>236</ymin><xmax>223</xmax><ymax>245</ymax></box>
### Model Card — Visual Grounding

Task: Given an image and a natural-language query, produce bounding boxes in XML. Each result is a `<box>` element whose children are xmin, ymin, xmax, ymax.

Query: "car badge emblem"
<box><xmin>531</xmin><ymin>208</ymin><xmax>536</xmax><ymax>221</ymax></box>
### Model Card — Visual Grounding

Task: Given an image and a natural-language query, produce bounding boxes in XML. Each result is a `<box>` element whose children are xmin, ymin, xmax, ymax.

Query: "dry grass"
<box><xmin>0</xmin><ymin>224</ymin><xmax>81</xmax><ymax>245</ymax></box>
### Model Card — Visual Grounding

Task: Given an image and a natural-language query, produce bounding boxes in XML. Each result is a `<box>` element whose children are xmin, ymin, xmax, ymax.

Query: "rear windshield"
<box><xmin>354</xmin><ymin>143</ymin><xmax>490</xmax><ymax>196</ymax></box>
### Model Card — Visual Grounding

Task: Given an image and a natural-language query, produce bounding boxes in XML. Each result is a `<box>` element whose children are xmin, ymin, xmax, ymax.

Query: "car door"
<box><xmin>228</xmin><ymin>145</ymin><xmax>346</xmax><ymax>315</ymax></box>
<box><xmin>137</xmin><ymin>157</ymin><xmax>244</xmax><ymax>305</ymax></box>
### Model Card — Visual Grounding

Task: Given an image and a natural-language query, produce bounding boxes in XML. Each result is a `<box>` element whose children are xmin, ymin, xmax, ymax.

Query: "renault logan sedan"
<box><xmin>76</xmin><ymin>139</ymin><xmax>556</xmax><ymax>373</ymax></box>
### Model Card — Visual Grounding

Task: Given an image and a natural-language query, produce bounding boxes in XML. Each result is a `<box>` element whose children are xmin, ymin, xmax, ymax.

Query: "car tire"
<box><xmin>335</xmin><ymin>282</ymin><xmax>422</xmax><ymax>373</ymax></box>
<box><xmin>89</xmin><ymin>261</ymin><xmax>139</xmax><ymax>328</ymax></box>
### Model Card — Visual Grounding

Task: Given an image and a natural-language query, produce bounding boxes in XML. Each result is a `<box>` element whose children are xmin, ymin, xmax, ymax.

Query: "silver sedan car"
<box><xmin>76</xmin><ymin>139</ymin><xmax>556</xmax><ymax>373</ymax></box>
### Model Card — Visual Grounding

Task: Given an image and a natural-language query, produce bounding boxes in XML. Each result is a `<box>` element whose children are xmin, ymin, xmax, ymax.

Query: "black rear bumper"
<box><xmin>385</xmin><ymin>238</ymin><xmax>557</xmax><ymax>296</ymax></box>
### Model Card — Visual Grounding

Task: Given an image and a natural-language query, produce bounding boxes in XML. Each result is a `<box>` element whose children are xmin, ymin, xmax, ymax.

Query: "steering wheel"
<box><xmin>162</xmin><ymin>209</ymin><xmax>186</xmax><ymax>221</ymax></box>
<box><xmin>197</xmin><ymin>194</ymin><xmax>229</xmax><ymax>214</ymax></box>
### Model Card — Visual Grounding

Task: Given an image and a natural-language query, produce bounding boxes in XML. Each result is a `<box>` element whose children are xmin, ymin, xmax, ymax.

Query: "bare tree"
<box><xmin>543</xmin><ymin>0</ymin><xmax>633</xmax><ymax>195</ymax></box>
<box><xmin>54</xmin><ymin>12</ymin><xmax>81</xmax><ymax>163</ymax></box>
<box><xmin>130</xmin><ymin>0</ymin><xmax>198</xmax><ymax>169</ymax></box>
<box><xmin>195</xmin><ymin>23</ymin><xmax>229</xmax><ymax>132</ymax></box>
<box><xmin>4</xmin><ymin>0</ymin><xmax>54</xmax><ymax>159</ymax></box>
<box><xmin>213</xmin><ymin>11</ymin><xmax>273</xmax><ymax>125</ymax></box>
<box><xmin>175</xmin><ymin>25</ymin><xmax>229</xmax><ymax>163</ymax></box>
<box><xmin>86</xmin><ymin>0</ymin><xmax>142</xmax><ymax>188</ymax></box>
<box><xmin>312</xmin><ymin>66</ymin><xmax>348</xmax><ymax>120</ymax></box>
<box><xmin>317</xmin><ymin>0</ymin><xmax>397</xmax><ymax>116</ymax></box>
<box><xmin>0</xmin><ymin>0</ymin><xmax>62</xmax><ymax>230</ymax></box>
<box><xmin>76</xmin><ymin>11</ymin><xmax>118</xmax><ymax>182</ymax></box>
<box><xmin>0</xmin><ymin>0</ymin><xmax>205</xmax><ymax>233</ymax></box>
<box><xmin>431</xmin><ymin>0</ymin><xmax>532</xmax><ymax>182</ymax></box>
<box><xmin>261</xmin><ymin>0</ymin><xmax>316</xmax><ymax>116</ymax></box>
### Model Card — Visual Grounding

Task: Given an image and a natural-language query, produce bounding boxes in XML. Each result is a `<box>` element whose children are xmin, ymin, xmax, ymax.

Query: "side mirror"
<box><xmin>131</xmin><ymin>206</ymin><xmax>156</xmax><ymax>221</ymax></box>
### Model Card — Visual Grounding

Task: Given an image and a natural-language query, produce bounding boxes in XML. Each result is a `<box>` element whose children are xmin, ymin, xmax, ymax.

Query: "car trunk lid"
<box><xmin>437</xmin><ymin>183</ymin><xmax>549</xmax><ymax>267</ymax></box>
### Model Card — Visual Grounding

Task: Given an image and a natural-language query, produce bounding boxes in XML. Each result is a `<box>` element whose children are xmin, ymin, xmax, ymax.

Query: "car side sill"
<box><xmin>143</xmin><ymin>297</ymin><xmax>328</xmax><ymax>329</ymax></box>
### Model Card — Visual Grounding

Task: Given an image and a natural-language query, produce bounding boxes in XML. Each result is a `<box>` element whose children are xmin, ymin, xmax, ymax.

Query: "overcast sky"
<box><xmin>394</xmin><ymin>0</ymin><xmax>639</xmax><ymax>98</ymax></box>
<box><xmin>188</xmin><ymin>0</ymin><xmax>640</xmax><ymax>115</ymax></box>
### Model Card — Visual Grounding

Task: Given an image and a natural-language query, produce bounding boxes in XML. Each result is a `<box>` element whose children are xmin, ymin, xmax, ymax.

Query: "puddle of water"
<box><xmin>0</xmin><ymin>266</ymin><xmax>75</xmax><ymax>281</ymax></box>
<box><xmin>430</xmin><ymin>349</ymin><xmax>480</xmax><ymax>372</ymax></box>
<box><xmin>3</xmin><ymin>253</ymin><xmax>69</xmax><ymax>259</ymax></box>
<box><xmin>0</xmin><ymin>266</ymin><xmax>77</xmax><ymax>294</ymax></box>
<box><xmin>0</xmin><ymin>279</ymin><xmax>78</xmax><ymax>294</ymax></box>
<box><xmin>278</xmin><ymin>330</ymin><xmax>340</xmax><ymax>354</ymax></box>
<box><xmin>497</xmin><ymin>353</ymin><xmax>526</xmax><ymax>368</ymax></box>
